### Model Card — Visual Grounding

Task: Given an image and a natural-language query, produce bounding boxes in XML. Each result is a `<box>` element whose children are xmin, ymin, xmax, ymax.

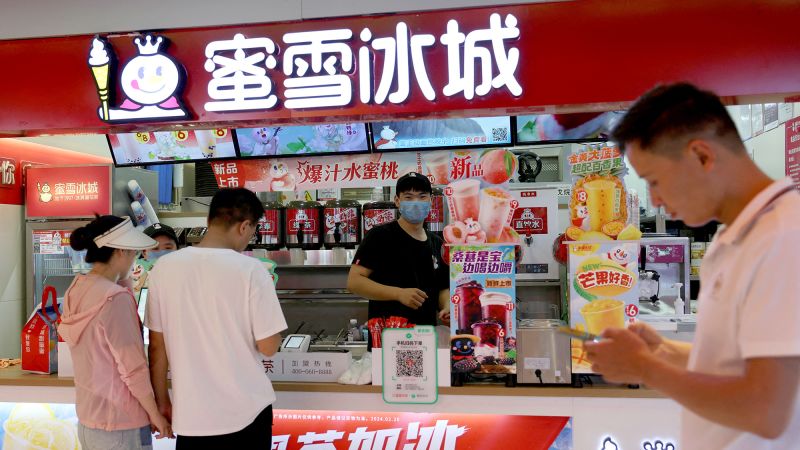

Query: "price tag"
<box><xmin>214</xmin><ymin>128</ymin><xmax>228</xmax><ymax>138</ymax></box>
<box><xmin>135</xmin><ymin>132</ymin><xmax>151</xmax><ymax>144</ymax></box>
<box><xmin>173</xmin><ymin>130</ymin><xmax>189</xmax><ymax>142</ymax></box>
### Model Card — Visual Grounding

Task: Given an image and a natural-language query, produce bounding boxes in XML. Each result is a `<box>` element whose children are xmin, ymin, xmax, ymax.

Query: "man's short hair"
<box><xmin>611</xmin><ymin>82</ymin><xmax>744</xmax><ymax>154</ymax></box>
<box><xmin>207</xmin><ymin>188</ymin><xmax>265</xmax><ymax>229</ymax></box>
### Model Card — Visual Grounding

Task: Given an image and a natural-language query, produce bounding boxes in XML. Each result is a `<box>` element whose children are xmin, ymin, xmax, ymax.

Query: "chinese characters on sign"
<box><xmin>0</xmin><ymin>158</ymin><xmax>15</xmax><ymax>186</ymax></box>
<box><xmin>449</xmin><ymin>250</ymin><xmax>512</xmax><ymax>274</ymax></box>
<box><xmin>201</xmin><ymin>13</ymin><xmax>521</xmax><ymax>113</ymax></box>
<box><xmin>786</xmin><ymin>117</ymin><xmax>800</xmax><ymax>186</ymax></box>
<box><xmin>568</xmin><ymin>145</ymin><xmax>624</xmax><ymax>176</ymax></box>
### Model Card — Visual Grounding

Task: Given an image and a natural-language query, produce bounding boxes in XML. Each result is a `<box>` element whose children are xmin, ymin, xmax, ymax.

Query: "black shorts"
<box><xmin>176</xmin><ymin>405</ymin><xmax>273</xmax><ymax>449</ymax></box>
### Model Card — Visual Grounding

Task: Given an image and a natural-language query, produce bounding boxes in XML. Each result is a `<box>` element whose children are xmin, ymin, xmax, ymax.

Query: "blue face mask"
<box><xmin>146</xmin><ymin>249</ymin><xmax>173</xmax><ymax>262</ymax></box>
<box><xmin>399</xmin><ymin>201</ymin><xmax>431</xmax><ymax>224</ymax></box>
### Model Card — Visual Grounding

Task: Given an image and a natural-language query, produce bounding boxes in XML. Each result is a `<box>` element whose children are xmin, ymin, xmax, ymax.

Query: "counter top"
<box><xmin>0</xmin><ymin>367</ymin><xmax>664</xmax><ymax>399</ymax></box>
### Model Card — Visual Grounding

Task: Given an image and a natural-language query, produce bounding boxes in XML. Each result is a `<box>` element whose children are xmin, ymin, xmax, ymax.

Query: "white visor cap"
<box><xmin>93</xmin><ymin>217</ymin><xmax>158</xmax><ymax>250</ymax></box>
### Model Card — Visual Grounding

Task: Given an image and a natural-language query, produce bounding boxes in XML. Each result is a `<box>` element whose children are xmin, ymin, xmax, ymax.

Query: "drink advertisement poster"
<box><xmin>563</xmin><ymin>144</ymin><xmax>641</xmax><ymax>243</ymax></box>
<box><xmin>449</xmin><ymin>244</ymin><xmax>517</xmax><ymax>377</ymax></box>
<box><xmin>568</xmin><ymin>241</ymin><xmax>640</xmax><ymax>374</ymax></box>
<box><xmin>109</xmin><ymin>129</ymin><xmax>236</xmax><ymax>166</ymax></box>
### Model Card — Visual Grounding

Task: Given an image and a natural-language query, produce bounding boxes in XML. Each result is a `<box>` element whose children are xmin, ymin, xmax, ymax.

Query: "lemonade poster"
<box><xmin>568</xmin><ymin>241</ymin><xmax>640</xmax><ymax>373</ymax></box>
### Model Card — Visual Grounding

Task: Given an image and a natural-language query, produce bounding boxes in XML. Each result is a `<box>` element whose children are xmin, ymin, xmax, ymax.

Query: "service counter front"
<box><xmin>0</xmin><ymin>367</ymin><xmax>681</xmax><ymax>450</ymax></box>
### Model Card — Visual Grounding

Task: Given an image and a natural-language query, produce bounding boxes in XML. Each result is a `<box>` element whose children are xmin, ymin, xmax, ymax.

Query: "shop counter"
<box><xmin>0</xmin><ymin>367</ymin><xmax>682</xmax><ymax>449</ymax></box>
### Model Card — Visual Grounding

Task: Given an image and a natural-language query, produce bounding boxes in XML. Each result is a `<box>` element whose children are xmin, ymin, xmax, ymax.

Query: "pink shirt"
<box><xmin>59</xmin><ymin>274</ymin><xmax>153</xmax><ymax>431</ymax></box>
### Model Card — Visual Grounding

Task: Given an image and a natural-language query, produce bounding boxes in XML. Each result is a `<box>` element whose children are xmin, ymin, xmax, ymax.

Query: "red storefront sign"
<box><xmin>271</xmin><ymin>410</ymin><xmax>571</xmax><ymax>450</ymax></box>
<box><xmin>25</xmin><ymin>165</ymin><xmax>112</xmax><ymax>219</ymax></box>
<box><xmin>1</xmin><ymin>1</ymin><xmax>799</xmax><ymax>134</ymax></box>
<box><xmin>786</xmin><ymin>117</ymin><xmax>800</xmax><ymax>186</ymax></box>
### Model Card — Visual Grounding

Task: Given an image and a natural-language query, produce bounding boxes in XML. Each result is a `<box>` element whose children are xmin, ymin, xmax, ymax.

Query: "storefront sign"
<box><xmin>272</xmin><ymin>410</ymin><xmax>571</xmax><ymax>450</ymax></box>
<box><xmin>5</xmin><ymin>1</ymin><xmax>798</xmax><ymax>134</ymax></box>
<box><xmin>449</xmin><ymin>244</ymin><xmax>517</xmax><ymax>377</ymax></box>
<box><xmin>786</xmin><ymin>117</ymin><xmax>800</xmax><ymax>186</ymax></box>
<box><xmin>568</xmin><ymin>241</ymin><xmax>639</xmax><ymax>374</ymax></box>
<box><xmin>381</xmin><ymin>326</ymin><xmax>438</xmax><ymax>405</ymax></box>
<box><xmin>25</xmin><ymin>165</ymin><xmax>112</xmax><ymax>219</ymax></box>
<box><xmin>0</xmin><ymin>158</ymin><xmax>15</xmax><ymax>187</ymax></box>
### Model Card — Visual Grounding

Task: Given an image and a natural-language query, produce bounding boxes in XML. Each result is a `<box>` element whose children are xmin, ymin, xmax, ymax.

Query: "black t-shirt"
<box><xmin>353</xmin><ymin>221</ymin><xmax>449</xmax><ymax>326</ymax></box>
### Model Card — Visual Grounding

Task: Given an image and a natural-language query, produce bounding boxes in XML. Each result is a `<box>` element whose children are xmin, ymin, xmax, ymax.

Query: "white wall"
<box><xmin>0</xmin><ymin>0</ymin><xmax>557</xmax><ymax>40</ymax></box>
<box><xmin>745</xmin><ymin>105</ymin><xmax>800</xmax><ymax>180</ymax></box>
<box><xmin>18</xmin><ymin>136</ymin><xmax>112</xmax><ymax>160</ymax></box>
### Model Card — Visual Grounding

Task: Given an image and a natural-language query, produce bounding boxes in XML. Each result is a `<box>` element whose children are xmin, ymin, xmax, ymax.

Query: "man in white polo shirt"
<box><xmin>146</xmin><ymin>188</ymin><xmax>287</xmax><ymax>448</ymax></box>
<box><xmin>584</xmin><ymin>83</ymin><xmax>800</xmax><ymax>450</ymax></box>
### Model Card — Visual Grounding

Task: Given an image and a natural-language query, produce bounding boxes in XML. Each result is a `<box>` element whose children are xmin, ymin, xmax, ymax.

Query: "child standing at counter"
<box><xmin>59</xmin><ymin>215</ymin><xmax>173</xmax><ymax>450</ymax></box>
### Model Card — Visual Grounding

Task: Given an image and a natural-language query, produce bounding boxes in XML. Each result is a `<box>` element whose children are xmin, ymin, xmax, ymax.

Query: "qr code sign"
<box><xmin>491</xmin><ymin>127</ymin><xmax>508</xmax><ymax>143</ymax></box>
<box><xmin>395</xmin><ymin>350</ymin><xmax>424</xmax><ymax>377</ymax></box>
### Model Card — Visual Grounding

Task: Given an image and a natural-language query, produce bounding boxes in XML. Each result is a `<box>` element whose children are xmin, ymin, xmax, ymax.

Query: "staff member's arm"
<box><xmin>628</xmin><ymin>322</ymin><xmax>692</xmax><ymax>368</ymax></box>
<box><xmin>347</xmin><ymin>264</ymin><xmax>427</xmax><ymax>309</ymax></box>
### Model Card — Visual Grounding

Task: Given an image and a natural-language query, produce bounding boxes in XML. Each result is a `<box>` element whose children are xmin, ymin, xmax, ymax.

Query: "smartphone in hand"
<box><xmin>557</xmin><ymin>326</ymin><xmax>601</xmax><ymax>343</ymax></box>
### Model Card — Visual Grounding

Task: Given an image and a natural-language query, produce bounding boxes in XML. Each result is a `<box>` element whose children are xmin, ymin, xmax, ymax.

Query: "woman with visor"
<box><xmin>59</xmin><ymin>215</ymin><xmax>173</xmax><ymax>450</ymax></box>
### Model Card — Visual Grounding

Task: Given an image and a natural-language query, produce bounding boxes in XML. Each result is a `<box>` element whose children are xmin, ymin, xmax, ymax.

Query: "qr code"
<box><xmin>491</xmin><ymin>127</ymin><xmax>508</xmax><ymax>142</ymax></box>
<box><xmin>395</xmin><ymin>350</ymin><xmax>424</xmax><ymax>377</ymax></box>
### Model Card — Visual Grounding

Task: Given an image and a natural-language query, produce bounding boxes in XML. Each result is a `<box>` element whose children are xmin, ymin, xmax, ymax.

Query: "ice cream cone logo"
<box><xmin>87</xmin><ymin>34</ymin><xmax>190</xmax><ymax>123</ymax></box>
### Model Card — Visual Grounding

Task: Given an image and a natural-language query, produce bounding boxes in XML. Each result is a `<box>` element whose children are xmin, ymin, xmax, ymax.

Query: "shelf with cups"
<box><xmin>41</xmin><ymin>257</ymin><xmax>88</xmax><ymax>277</ymax></box>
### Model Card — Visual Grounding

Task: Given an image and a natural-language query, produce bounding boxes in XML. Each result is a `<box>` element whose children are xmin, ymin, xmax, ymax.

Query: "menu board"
<box><xmin>371</xmin><ymin>116</ymin><xmax>512</xmax><ymax>151</ymax></box>
<box><xmin>108</xmin><ymin>129</ymin><xmax>236</xmax><ymax>166</ymax></box>
<box><xmin>515</xmin><ymin>111</ymin><xmax>624</xmax><ymax>144</ymax></box>
<box><xmin>235</xmin><ymin>123</ymin><xmax>369</xmax><ymax>158</ymax></box>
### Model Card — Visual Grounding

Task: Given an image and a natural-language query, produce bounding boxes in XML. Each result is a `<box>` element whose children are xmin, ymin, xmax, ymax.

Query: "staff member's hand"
<box><xmin>438</xmin><ymin>308</ymin><xmax>451</xmax><ymax>326</ymax></box>
<box><xmin>396</xmin><ymin>288</ymin><xmax>427</xmax><ymax>309</ymax></box>
<box><xmin>628</xmin><ymin>322</ymin><xmax>664</xmax><ymax>353</ymax></box>
<box><xmin>583</xmin><ymin>327</ymin><xmax>653</xmax><ymax>384</ymax></box>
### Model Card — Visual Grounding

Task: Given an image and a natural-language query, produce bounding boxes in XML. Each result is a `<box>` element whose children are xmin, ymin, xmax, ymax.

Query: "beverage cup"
<box><xmin>425</xmin><ymin>152</ymin><xmax>451</xmax><ymax>185</ymax></box>
<box><xmin>583</xmin><ymin>179</ymin><xmax>617</xmax><ymax>232</ymax></box>
<box><xmin>448</xmin><ymin>179</ymin><xmax>481</xmax><ymax>222</ymax></box>
<box><xmin>479</xmin><ymin>291</ymin><xmax>513</xmax><ymax>333</ymax></box>
<box><xmin>579</xmin><ymin>298</ymin><xmax>625</xmax><ymax>335</ymax></box>
<box><xmin>195</xmin><ymin>129</ymin><xmax>217</xmax><ymax>158</ymax></box>
<box><xmin>117</xmin><ymin>133</ymin><xmax>150</xmax><ymax>164</ymax></box>
<box><xmin>477</xmin><ymin>187</ymin><xmax>512</xmax><ymax>242</ymax></box>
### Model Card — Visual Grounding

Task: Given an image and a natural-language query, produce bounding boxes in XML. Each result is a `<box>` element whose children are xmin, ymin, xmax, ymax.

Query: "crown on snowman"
<box><xmin>134</xmin><ymin>35</ymin><xmax>164</xmax><ymax>55</ymax></box>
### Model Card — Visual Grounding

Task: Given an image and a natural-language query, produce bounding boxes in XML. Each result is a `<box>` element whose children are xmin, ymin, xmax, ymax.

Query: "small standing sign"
<box><xmin>381</xmin><ymin>326</ymin><xmax>438</xmax><ymax>405</ymax></box>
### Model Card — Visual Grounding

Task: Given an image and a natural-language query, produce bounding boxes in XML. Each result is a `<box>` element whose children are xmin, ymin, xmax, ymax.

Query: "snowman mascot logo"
<box><xmin>88</xmin><ymin>34</ymin><xmax>189</xmax><ymax>123</ymax></box>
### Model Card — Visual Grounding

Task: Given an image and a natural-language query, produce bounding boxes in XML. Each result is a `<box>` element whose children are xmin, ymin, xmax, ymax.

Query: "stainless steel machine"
<box><xmin>516</xmin><ymin>319</ymin><xmax>572</xmax><ymax>384</ymax></box>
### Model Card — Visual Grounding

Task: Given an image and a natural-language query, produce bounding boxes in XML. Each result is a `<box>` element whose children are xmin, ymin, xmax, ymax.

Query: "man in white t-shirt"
<box><xmin>146</xmin><ymin>188</ymin><xmax>287</xmax><ymax>448</ymax></box>
<box><xmin>584</xmin><ymin>83</ymin><xmax>800</xmax><ymax>450</ymax></box>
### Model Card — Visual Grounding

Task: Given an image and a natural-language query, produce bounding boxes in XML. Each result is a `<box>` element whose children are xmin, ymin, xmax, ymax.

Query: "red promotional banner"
<box><xmin>25</xmin><ymin>165</ymin><xmax>112</xmax><ymax>219</ymax></box>
<box><xmin>786</xmin><ymin>117</ymin><xmax>800</xmax><ymax>186</ymax></box>
<box><xmin>1</xmin><ymin>1</ymin><xmax>799</xmax><ymax>134</ymax></box>
<box><xmin>272</xmin><ymin>410</ymin><xmax>571</xmax><ymax>450</ymax></box>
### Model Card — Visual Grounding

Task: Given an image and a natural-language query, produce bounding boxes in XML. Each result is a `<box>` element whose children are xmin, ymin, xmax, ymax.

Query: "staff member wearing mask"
<box><xmin>348</xmin><ymin>172</ymin><xmax>450</xmax><ymax>331</ymax></box>
<box><xmin>141</xmin><ymin>223</ymin><xmax>178</xmax><ymax>261</ymax></box>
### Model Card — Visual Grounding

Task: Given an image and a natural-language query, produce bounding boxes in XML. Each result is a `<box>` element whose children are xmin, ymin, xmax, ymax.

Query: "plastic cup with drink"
<box><xmin>478</xmin><ymin>187</ymin><xmax>513</xmax><ymax>242</ymax></box>
<box><xmin>579</xmin><ymin>298</ymin><xmax>625</xmax><ymax>335</ymax></box>
<box><xmin>583</xmin><ymin>179</ymin><xmax>617</xmax><ymax>232</ymax></box>
<box><xmin>449</xmin><ymin>179</ymin><xmax>481</xmax><ymax>222</ymax></box>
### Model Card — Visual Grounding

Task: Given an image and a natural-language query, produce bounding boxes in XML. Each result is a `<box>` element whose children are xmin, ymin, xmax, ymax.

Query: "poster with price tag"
<box><xmin>381</xmin><ymin>326</ymin><xmax>438</xmax><ymax>405</ymax></box>
<box><xmin>568</xmin><ymin>241</ymin><xmax>639</xmax><ymax>374</ymax></box>
<box><xmin>449</xmin><ymin>244</ymin><xmax>517</xmax><ymax>377</ymax></box>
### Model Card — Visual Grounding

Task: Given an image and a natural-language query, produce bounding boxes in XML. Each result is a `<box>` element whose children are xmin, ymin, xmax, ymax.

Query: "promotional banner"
<box><xmin>25</xmin><ymin>165</ymin><xmax>112</xmax><ymax>219</ymax></box>
<box><xmin>236</xmin><ymin>123</ymin><xmax>369</xmax><ymax>157</ymax></box>
<box><xmin>211</xmin><ymin>148</ymin><xmax>519</xmax><ymax>192</ymax></box>
<box><xmin>109</xmin><ymin>128</ymin><xmax>236</xmax><ymax>166</ymax></box>
<box><xmin>272</xmin><ymin>410</ymin><xmax>571</xmax><ymax>450</ymax></box>
<box><xmin>371</xmin><ymin>116</ymin><xmax>512</xmax><ymax>151</ymax></box>
<box><xmin>568</xmin><ymin>241</ymin><xmax>640</xmax><ymax>374</ymax></box>
<box><xmin>449</xmin><ymin>244</ymin><xmax>517</xmax><ymax>377</ymax></box>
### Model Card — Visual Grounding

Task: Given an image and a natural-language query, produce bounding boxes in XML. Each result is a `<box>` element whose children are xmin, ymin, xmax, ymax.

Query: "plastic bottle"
<box><xmin>673</xmin><ymin>283</ymin><xmax>685</xmax><ymax>316</ymax></box>
<box><xmin>347</xmin><ymin>319</ymin><xmax>360</xmax><ymax>342</ymax></box>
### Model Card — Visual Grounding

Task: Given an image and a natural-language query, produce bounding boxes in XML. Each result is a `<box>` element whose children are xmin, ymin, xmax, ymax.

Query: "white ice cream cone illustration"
<box><xmin>88</xmin><ymin>37</ymin><xmax>111</xmax><ymax>121</ymax></box>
